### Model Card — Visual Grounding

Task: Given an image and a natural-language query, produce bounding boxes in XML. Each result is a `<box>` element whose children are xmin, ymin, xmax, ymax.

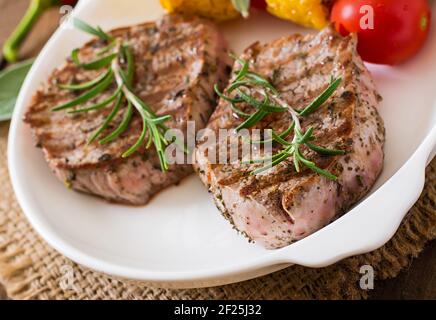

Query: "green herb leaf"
<box><xmin>245</xmin><ymin>71</ymin><xmax>278</xmax><ymax>94</ymax></box>
<box><xmin>68</xmin><ymin>85</ymin><xmax>122</xmax><ymax>114</ymax></box>
<box><xmin>299</xmin><ymin>77</ymin><xmax>342</xmax><ymax>116</ymax></box>
<box><xmin>71</xmin><ymin>49</ymin><xmax>117</xmax><ymax>71</ymax></box>
<box><xmin>71</xmin><ymin>48</ymin><xmax>81</xmax><ymax>65</ymax></box>
<box><xmin>236</xmin><ymin>109</ymin><xmax>268</xmax><ymax>131</ymax></box>
<box><xmin>122</xmin><ymin>118</ymin><xmax>148</xmax><ymax>158</ymax></box>
<box><xmin>0</xmin><ymin>58</ymin><xmax>33</xmax><ymax>121</ymax></box>
<box><xmin>80</xmin><ymin>53</ymin><xmax>117</xmax><ymax>70</ymax></box>
<box><xmin>271</xmin><ymin>131</ymin><xmax>292</xmax><ymax>146</ymax></box>
<box><xmin>58</xmin><ymin>68</ymin><xmax>112</xmax><ymax>91</ymax></box>
<box><xmin>306</xmin><ymin>143</ymin><xmax>346</xmax><ymax>156</ymax></box>
<box><xmin>52</xmin><ymin>71</ymin><xmax>114</xmax><ymax>111</ymax></box>
<box><xmin>96</xmin><ymin>41</ymin><xmax>117</xmax><ymax>56</ymax></box>
<box><xmin>233</xmin><ymin>57</ymin><xmax>249</xmax><ymax>81</ymax></box>
<box><xmin>250</xmin><ymin>122</ymin><xmax>294</xmax><ymax>145</ymax></box>
<box><xmin>99</xmin><ymin>101</ymin><xmax>133</xmax><ymax>145</ymax></box>
<box><xmin>236</xmin><ymin>89</ymin><xmax>286</xmax><ymax>113</ymax></box>
<box><xmin>73</xmin><ymin>18</ymin><xmax>112</xmax><ymax>42</ymax></box>
<box><xmin>124</xmin><ymin>45</ymin><xmax>135</xmax><ymax>88</ymax></box>
<box><xmin>297</xmin><ymin>127</ymin><xmax>314</xmax><ymax>144</ymax></box>
<box><xmin>230</xmin><ymin>102</ymin><xmax>251</xmax><ymax>117</ymax></box>
<box><xmin>227</xmin><ymin>80</ymin><xmax>253</xmax><ymax>93</ymax></box>
<box><xmin>251</xmin><ymin>148</ymin><xmax>293</xmax><ymax>175</ymax></box>
<box><xmin>214</xmin><ymin>84</ymin><xmax>244</xmax><ymax>104</ymax></box>
<box><xmin>88</xmin><ymin>93</ymin><xmax>123</xmax><ymax>144</ymax></box>
<box><xmin>299</xmin><ymin>156</ymin><xmax>338</xmax><ymax>181</ymax></box>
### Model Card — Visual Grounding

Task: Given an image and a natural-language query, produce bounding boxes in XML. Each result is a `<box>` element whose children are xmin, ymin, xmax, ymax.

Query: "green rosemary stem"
<box><xmin>111</xmin><ymin>50</ymin><xmax>170</xmax><ymax>171</ymax></box>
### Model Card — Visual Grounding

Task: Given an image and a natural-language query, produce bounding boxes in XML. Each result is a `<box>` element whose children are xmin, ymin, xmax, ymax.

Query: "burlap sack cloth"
<box><xmin>0</xmin><ymin>121</ymin><xmax>435</xmax><ymax>300</ymax></box>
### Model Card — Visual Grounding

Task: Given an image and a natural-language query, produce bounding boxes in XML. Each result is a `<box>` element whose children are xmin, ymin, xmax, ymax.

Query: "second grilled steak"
<box><xmin>25</xmin><ymin>14</ymin><xmax>230</xmax><ymax>205</ymax></box>
<box><xmin>194</xmin><ymin>27</ymin><xmax>385</xmax><ymax>249</ymax></box>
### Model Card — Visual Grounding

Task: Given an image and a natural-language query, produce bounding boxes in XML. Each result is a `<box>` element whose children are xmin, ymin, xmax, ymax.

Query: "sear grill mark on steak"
<box><xmin>24</xmin><ymin>14</ymin><xmax>231</xmax><ymax>205</ymax></box>
<box><xmin>194</xmin><ymin>27</ymin><xmax>385</xmax><ymax>249</ymax></box>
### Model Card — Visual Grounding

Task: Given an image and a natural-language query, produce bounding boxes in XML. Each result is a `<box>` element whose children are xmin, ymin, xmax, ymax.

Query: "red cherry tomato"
<box><xmin>331</xmin><ymin>0</ymin><xmax>431</xmax><ymax>65</ymax></box>
<box><xmin>251</xmin><ymin>0</ymin><xmax>267</xmax><ymax>11</ymax></box>
<box><xmin>60</xmin><ymin>0</ymin><xmax>78</xmax><ymax>5</ymax></box>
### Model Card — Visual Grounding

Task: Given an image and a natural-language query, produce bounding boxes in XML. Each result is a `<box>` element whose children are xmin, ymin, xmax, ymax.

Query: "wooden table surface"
<box><xmin>0</xmin><ymin>0</ymin><xmax>434</xmax><ymax>300</ymax></box>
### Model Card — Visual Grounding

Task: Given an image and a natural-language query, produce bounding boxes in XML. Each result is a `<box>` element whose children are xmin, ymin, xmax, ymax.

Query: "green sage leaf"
<box><xmin>0</xmin><ymin>58</ymin><xmax>34</xmax><ymax>121</ymax></box>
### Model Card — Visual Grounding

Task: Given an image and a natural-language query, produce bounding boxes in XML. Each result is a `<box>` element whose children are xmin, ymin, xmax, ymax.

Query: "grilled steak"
<box><xmin>194</xmin><ymin>27</ymin><xmax>385</xmax><ymax>249</ymax></box>
<box><xmin>25</xmin><ymin>14</ymin><xmax>230</xmax><ymax>205</ymax></box>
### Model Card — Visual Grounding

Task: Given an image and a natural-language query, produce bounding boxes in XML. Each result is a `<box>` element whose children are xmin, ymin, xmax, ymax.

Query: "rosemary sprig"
<box><xmin>52</xmin><ymin>19</ymin><xmax>173</xmax><ymax>172</ymax></box>
<box><xmin>215</xmin><ymin>55</ymin><xmax>345</xmax><ymax>180</ymax></box>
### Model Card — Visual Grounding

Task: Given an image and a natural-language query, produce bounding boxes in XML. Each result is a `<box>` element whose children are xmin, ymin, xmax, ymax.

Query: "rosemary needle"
<box><xmin>72</xmin><ymin>18</ymin><xmax>112</xmax><ymax>42</ymax></box>
<box><xmin>99</xmin><ymin>101</ymin><xmax>133</xmax><ymax>145</ymax></box>
<box><xmin>87</xmin><ymin>93</ymin><xmax>123</xmax><ymax>144</ymax></box>
<box><xmin>298</xmin><ymin>77</ymin><xmax>342</xmax><ymax>116</ymax></box>
<box><xmin>68</xmin><ymin>85</ymin><xmax>122</xmax><ymax>114</ymax></box>
<box><xmin>58</xmin><ymin>68</ymin><xmax>112</xmax><ymax>91</ymax></box>
<box><xmin>52</xmin><ymin>72</ymin><xmax>114</xmax><ymax>111</ymax></box>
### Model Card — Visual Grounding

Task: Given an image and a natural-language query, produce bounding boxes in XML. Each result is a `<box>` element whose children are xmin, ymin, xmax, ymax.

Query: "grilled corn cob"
<box><xmin>160</xmin><ymin>0</ymin><xmax>240</xmax><ymax>22</ymax></box>
<box><xmin>266</xmin><ymin>0</ymin><xmax>331</xmax><ymax>29</ymax></box>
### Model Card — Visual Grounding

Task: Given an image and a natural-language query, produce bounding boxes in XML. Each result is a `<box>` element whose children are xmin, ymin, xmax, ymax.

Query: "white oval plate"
<box><xmin>8</xmin><ymin>0</ymin><xmax>436</xmax><ymax>288</ymax></box>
